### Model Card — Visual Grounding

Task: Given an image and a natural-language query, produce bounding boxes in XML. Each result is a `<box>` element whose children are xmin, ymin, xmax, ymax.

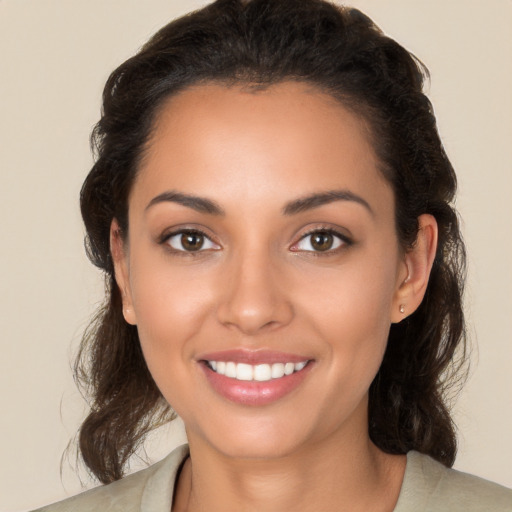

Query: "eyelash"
<box><xmin>159</xmin><ymin>228</ymin><xmax>220</xmax><ymax>254</ymax></box>
<box><xmin>290</xmin><ymin>227</ymin><xmax>353</xmax><ymax>255</ymax></box>
<box><xmin>159</xmin><ymin>226</ymin><xmax>353</xmax><ymax>255</ymax></box>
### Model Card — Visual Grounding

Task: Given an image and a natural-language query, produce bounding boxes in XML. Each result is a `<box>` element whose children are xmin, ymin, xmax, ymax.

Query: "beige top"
<box><xmin>33</xmin><ymin>444</ymin><xmax>512</xmax><ymax>511</ymax></box>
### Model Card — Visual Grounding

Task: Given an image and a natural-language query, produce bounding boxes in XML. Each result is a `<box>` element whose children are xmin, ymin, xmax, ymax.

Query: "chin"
<box><xmin>186</xmin><ymin>409</ymin><xmax>329</xmax><ymax>461</ymax></box>
<box><xmin>215</xmin><ymin>434</ymin><xmax>305</xmax><ymax>460</ymax></box>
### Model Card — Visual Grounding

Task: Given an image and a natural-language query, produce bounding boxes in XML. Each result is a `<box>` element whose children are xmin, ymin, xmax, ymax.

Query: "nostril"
<box><xmin>215</xmin><ymin>263</ymin><xmax>294</xmax><ymax>333</ymax></box>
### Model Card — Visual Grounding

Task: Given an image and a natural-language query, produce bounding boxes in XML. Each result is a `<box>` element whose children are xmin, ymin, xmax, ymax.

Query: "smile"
<box><xmin>198</xmin><ymin>350</ymin><xmax>314</xmax><ymax>405</ymax></box>
<box><xmin>206</xmin><ymin>360</ymin><xmax>308</xmax><ymax>381</ymax></box>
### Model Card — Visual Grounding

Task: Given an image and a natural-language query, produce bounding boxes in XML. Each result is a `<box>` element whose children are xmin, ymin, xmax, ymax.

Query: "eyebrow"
<box><xmin>282</xmin><ymin>190</ymin><xmax>374</xmax><ymax>216</ymax></box>
<box><xmin>145</xmin><ymin>189</ymin><xmax>373</xmax><ymax>217</ymax></box>
<box><xmin>145</xmin><ymin>191</ymin><xmax>225</xmax><ymax>215</ymax></box>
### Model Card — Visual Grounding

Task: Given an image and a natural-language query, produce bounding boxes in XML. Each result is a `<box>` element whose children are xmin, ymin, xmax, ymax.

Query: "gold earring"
<box><xmin>399</xmin><ymin>304</ymin><xmax>405</xmax><ymax>314</ymax></box>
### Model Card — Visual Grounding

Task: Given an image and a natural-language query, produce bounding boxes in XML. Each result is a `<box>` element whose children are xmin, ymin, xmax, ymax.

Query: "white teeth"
<box><xmin>271</xmin><ymin>363</ymin><xmax>285</xmax><ymax>379</ymax></box>
<box><xmin>207</xmin><ymin>360</ymin><xmax>309</xmax><ymax>381</ymax></box>
<box><xmin>294</xmin><ymin>361</ymin><xmax>307</xmax><ymax>372</ymax></box>
<box><xmin>225</xmin><ymin>361</ymin><xmax>237</xmax><ymax>378</ymax></box>
<box><xmin>236</xmin><ymin>363</ymin><xmax>253</xmax><ymax>381</ymax></box>
<box><xmin>284</xmin><ymin>362</ymin><xmax>295</xmax><ymax>375</ymax></box>
<box><xmin>254</xmin><ymin>364</ymin><xmax>272</xmax><ymax>381</ymax></box>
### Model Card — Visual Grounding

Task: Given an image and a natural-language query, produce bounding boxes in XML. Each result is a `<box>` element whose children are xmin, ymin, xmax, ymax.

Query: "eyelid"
<box><xmin>289</xmin><ymin>226</ymin><xmax>353</xmax><ymax>253</ymax></box>
<box><xmin>159</xmin><ymin>227</ymin><xmax>221</xmax><ymax>252</ymax></box>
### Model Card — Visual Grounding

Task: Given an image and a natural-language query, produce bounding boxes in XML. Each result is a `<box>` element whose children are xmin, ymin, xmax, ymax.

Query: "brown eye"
<box><xmin>292</xmin><ymin>229</ymin><xmax>347</xmax><ymax>253</ymax></box>
<box><xmin>310</xmin><ymin>232</ymin><xmax>334</xmax><ymax>251</ymax></box>
<box><xmin>181</xmin><ymin>232</ymin><xmax>204</xmax><ymax>251</ymax></box>
<box><xmin>165</xmin><ymin>230</ymin><xmax>220</xmax><ymax>252</ymax></box>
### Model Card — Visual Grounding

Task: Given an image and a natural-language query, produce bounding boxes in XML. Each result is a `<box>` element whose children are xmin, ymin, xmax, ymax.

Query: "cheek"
<box><xmin>128</xmin><ymin>263</ymin><xmax>218</xmax><ymax>416</ymax></box>
<box><xmin>128</xmin><ymin>253</ymin><xmax>216</xmax><ymax>368</ymax></box>
<box><xmin>296</xmin><ymin>250</ymin><xmax>398</xmax><ymax>327</ymax></box>
<box><xmin>304</xmin><ymin>280</ymin><xmax>393</xmax><ymax>428</ymax></box>
<box><xmin>295</xmin><ymin>254</ymin><xmax>398</xmax><ymax>378</ymax></box>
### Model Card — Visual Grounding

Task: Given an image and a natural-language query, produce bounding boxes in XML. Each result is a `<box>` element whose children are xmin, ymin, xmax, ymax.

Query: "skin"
<box><xmin>112</xmin><ymin>82</ymin><xmax>437</xmax><ymax>511</ymax></box>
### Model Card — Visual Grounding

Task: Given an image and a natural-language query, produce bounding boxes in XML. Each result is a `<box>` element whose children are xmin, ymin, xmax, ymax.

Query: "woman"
<box><xmin>34</xmin><ymin>0</ymin><xmax>511</xmax><ymax>510</ymax></box>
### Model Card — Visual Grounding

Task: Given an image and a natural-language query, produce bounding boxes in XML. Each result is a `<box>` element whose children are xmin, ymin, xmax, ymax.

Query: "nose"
<box><xmin>216</xmin><ymin>248</ymin><xmax>294</xmax><ymax>335</ymax></box>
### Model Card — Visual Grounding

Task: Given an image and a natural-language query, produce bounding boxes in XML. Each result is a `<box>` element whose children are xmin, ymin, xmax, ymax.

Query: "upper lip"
<box><xmin>197</xmin><ymin>349</ymin><xmax>312</xmax><ymax>365</ymax></box>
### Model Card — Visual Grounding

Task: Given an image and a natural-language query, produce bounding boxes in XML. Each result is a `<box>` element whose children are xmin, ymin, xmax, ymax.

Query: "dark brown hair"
<box><xmin>77</xmin><ymin>0</ymin><xmax>466</xmax><ymax>484</ymax></box>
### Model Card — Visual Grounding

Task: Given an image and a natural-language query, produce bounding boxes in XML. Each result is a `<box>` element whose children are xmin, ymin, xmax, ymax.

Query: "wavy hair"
<box><xmin>76</xmin><ymin>0</ymin><xmax>467</xmax><ymax>483</ymax></box>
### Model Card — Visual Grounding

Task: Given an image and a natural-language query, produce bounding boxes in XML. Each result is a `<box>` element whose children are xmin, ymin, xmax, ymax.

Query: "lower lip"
<box><xmin>200</xmin><ymin>362</ymin><xmax>313</xmax><ymax>406</ymax></box>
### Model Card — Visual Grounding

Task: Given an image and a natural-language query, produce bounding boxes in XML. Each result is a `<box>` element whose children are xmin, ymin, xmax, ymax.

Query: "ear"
<box><xmin>391</xmin><ymin>214</ymin><xmax>438</xmax><ymax>323</ymax></box>
<box><xmin>110</xmin><ymin>219</ymin><xmax>137</xmax><ymax>325</ymax></box>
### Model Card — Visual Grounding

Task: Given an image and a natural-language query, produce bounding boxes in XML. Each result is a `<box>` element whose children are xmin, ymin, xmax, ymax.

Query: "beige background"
<box><xmin>1</xmin><ymin>1</ymin><xmax>511</xmax><ymax>510</ymax></box>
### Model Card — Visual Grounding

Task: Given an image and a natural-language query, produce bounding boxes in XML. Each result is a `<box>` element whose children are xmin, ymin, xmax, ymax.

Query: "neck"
<box><xmin>173</xmin><ymin>429</ymin><xmax>405</xmax><ymax>512</ymax></box>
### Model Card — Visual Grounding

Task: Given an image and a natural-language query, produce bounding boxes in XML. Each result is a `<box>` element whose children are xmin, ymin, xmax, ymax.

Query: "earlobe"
<box><xmin>392</xmin><ymin>214</ymin><xmax>438</xmax><ymax>323</ymax></box>
<box><xmin>110</xmin><ymin>219</ymin><xmax>137</xmax><ymax>325</ymax></box>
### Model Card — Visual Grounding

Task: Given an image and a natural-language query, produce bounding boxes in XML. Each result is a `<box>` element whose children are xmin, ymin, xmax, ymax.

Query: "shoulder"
<box><xmin>31</xmin><ymin>444</ymin><xmax>189</xmax><ymax>512</ymax></box>
<box><xmin>395</xmin><ymin>451</ymin><xmax>512</xmax><ymax>512</ymax></box>
<box><xmin>31</xmin><ymin>466</ymin><xmax>156</xmax><ymax>512</ymax></box>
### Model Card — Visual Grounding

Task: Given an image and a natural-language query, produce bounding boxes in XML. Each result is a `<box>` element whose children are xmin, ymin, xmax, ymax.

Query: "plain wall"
<box><xmin>1</xmin><ymin>1</ymin><xmax>511</xmax><ymax>510</ymax></box>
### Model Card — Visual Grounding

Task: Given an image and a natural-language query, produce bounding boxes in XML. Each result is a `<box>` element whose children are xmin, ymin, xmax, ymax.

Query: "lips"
<box><xmin>197</xmin><ymin>350</ymin><xmax>314</xmax><ymax>406</ymax></box>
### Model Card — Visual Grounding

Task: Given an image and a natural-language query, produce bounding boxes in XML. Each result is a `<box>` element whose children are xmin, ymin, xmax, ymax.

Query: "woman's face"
<box><xmin>115</xmin><ymin>82</ymin><xmax>411</xmax><ymax>459</ymax></box>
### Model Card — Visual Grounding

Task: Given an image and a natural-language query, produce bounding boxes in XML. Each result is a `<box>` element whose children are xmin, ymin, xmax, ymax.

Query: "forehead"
<box><xmin>133</xmin><ymin>81</ymin><xmax>392</xmax><ymax>214</ymax></box>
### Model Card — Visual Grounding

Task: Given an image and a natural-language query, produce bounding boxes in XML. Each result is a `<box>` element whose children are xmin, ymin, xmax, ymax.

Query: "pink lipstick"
<box><xmin>197</xmin><ymin>350</ymin><xmax>314</xmax><ymax>406</ymax></box>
